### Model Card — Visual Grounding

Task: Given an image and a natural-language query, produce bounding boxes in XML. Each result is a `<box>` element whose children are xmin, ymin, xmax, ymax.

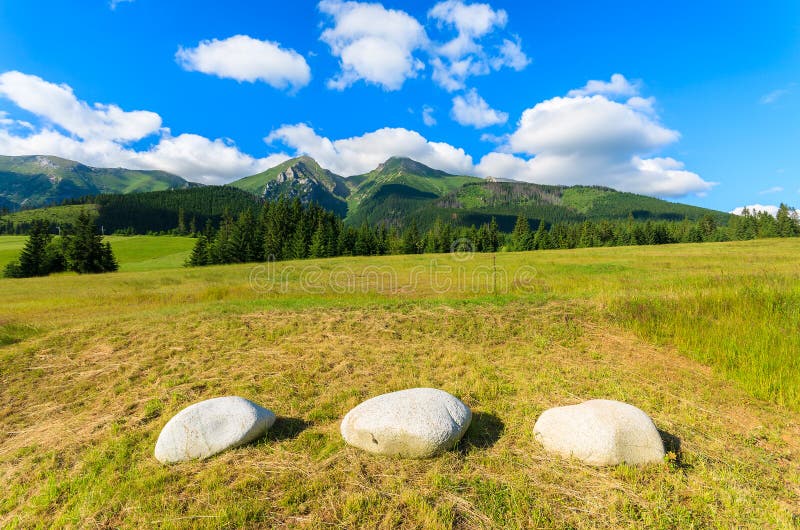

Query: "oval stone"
<box><xmin>154</xmin><ymin>396</ymin><xmax>276</xmax><ymax>463</ymax></box>
<box><xmin>341</xmin><ymin>388</ymin><xmax>472</xmax><ymax>458</ymax></box>
<box><xmin>533</xmin><ymin>399</ymin><xmax>665</xmax><ymax>466</ymax></box>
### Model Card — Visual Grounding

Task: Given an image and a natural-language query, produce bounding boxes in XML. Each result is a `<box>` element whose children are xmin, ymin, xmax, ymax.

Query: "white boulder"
<box><xmin>533</xmin><ymin>399</ymin><xmax>665</xmax><ymax>466</ymax></box>
<box><xmin>154</xmin><ymin>396</ymin><xmax>276</xmax><ymax>463</ymax></box>
<box><xmin>341</xmin><ymin>388</ymin><xmax>472</xmax><ymax>458</ymax></box>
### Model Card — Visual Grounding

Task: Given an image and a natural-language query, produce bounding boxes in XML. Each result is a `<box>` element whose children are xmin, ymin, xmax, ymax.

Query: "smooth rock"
<box><xmin>154</xmin><ymin>396</ymin><xmax>275</xmax><ymax>463</ymax></box>
<box><xmin>341</xmin><ymin>388</ymin><xmax>471</xmax><ymax>458</ymax></box>
<box><xmin>533</xmin><ymin>399</ymin><xmax>665</xmax><ymax>466</ymax></box>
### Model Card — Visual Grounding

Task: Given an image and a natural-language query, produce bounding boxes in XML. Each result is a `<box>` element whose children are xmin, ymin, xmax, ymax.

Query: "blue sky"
<box><xmin>0</xmin><ymin>0</ymin><xmax>798</xmax><ymax>213</ymax></box>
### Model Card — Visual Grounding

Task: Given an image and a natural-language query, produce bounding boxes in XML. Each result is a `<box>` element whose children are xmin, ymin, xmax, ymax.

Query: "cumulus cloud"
<box><xmin>474</xmin><ymin>78</ymin><xmax>715</xmax><ymax>197</ymax></box>
<box><xmin>567</xmin><ymin>73</ymin><xmax>641</xmax><ymax>98</ymax></box>
<box><xmin>422</xmin><ymin>105</ymin><xmax>437</xmax><ymax>126</ymax></box>
<box><xmin>450</xmin><ymin>88</ymin><xmax>507</xmax><ymax>128</ymax></box>
<box><xmin>176</xmin><ymin>35</ymin><xmax>311</xmax><ymax>91</ymax></box>
<box><xmin>319</xmin><ymin>0</ymin><xmax>427</xmax><ymax>90</ymax></box>
<box><xmin>427</xmin><ymin>0</ymin><xmax>529</xmax><ymax>91</ymax></box>
<box><xmin>0</xmin><ymin>71</ymin><xmax>161</xmax><ymax>142</ymax></box>
<box><xmin>0</xmin><ymin>71</ymin><xmax>286</xmax><ymax>184</ymax></box>
<box><xmin>730</xmin><ymin>204</ymin><xmax>781</xmax><ymax>217</ymax></box>
<box><xmin>265</xmin><ymin>123</ymin><xmax>473</xmax><ymax>176</ymax></box>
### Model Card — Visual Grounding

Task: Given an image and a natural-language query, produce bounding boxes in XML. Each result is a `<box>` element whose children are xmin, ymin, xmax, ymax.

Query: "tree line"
<box><xmin>187</xmin><ymin>199</ymin><xmax>800</xmax><ymax>267</ymax></box>
<box><xmin>3</xmin><ymin>211</ymin><xmax>118</xmax><ymax>278</ymax></box>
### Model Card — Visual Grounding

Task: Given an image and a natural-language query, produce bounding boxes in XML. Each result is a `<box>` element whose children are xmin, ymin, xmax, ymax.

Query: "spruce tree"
<box><xmin>66</xmin><ymin>210</ymin><xmax>118</xmax><ymax>274</ymax></box>
<box><xmin>186</xmin><ymin>235</ymin><xmax>212</xmax><ymax>266</ymax></box>
<box><xmin>776</xmin><ymin>204</ymin><xmax>799</xmax><ymax>237</ymax></box>
<box><xmin>402</xmin><ymin>220</ymin><xmax>421</xmax><ymax>254</ymax></box>
<box><xmin>533</xmin><ymin>220</ymin><xmax>548</xmax><ymax>250</ymax></box>
<box><xmin>511</xmin><ymin>215</ymin><xmax>531</xmax><ymax>251</ymax></box>
<box><xmin>16</xmin><ymin>220</ymin><xmax>53</xmax><ymax>277</ymax></box>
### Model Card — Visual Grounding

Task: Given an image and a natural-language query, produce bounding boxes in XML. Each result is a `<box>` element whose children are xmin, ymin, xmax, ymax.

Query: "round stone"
<box><xmin>341</xmin><ymin>388</ymin><xmax>472</xmax><ymax>458</ymax></box>
<box><xmin>533</xmin><ymin>399</ymin><xmax>665</xmax><ymax>466</ymax></box>
<box><xmin>154</xmin><ymin>396</ymin><xmax>276</xmax><ymax>463</ymax></box>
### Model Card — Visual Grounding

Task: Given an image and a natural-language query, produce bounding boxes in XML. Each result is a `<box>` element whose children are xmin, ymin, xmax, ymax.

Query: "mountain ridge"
<box><xmin>231</xmin><ymin>155</ymin><xmax>728</xmax><ymax>229</ymax></box>
<box><xmin>0</xmin><ymin>154</ymin><xmax>193</xmax><ymax>209</ymax></box>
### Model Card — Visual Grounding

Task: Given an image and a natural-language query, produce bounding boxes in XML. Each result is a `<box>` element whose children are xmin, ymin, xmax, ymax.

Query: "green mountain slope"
<box><xmin>0</xmin><ymin>186</ymin><xmax>260</xmax><ymax>235</ymax></box>
<box><xmin>6</xmin><ymin>155</ymin><xmax>731</xmax><ymax>235</ymax></box>
<box><xmin>231</xmin><ymin>156</ymin><xmax>350</xmax><ymax>216</ymax></box>
<box><xmin>343</xmin><ymin>157</ymin><xmax>482</xmax><ymax>226</ymax></box>
<box><xmin>231</xmin><ymin>156</ymin><xmax>730</xmax><ymax>231</ymax></box>
<box><xmin>0</xmin><ymin>155</ymin><xmax>193</xmax><ymax>208</ymax></box>
<box><xmin>411</xmin><ymin>181</ymin><xmax>730</xmax><ymax>232</ymax></box>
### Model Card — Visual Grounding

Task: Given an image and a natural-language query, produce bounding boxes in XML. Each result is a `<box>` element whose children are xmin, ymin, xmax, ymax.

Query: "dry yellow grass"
<box><xmin>1</xmin><ymin>239</ymin><xmax>800</xmax><ymax>528</ymax></box>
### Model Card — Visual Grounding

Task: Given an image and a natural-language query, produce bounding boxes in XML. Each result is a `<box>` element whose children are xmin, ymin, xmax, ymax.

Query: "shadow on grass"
<box><xmin>459</xmin><ymin>411</ymin><xmax>505</xmax><ymax>453</ymax></box>
<box><xmin>658</xmin><ymin>429</ymin><xmax>690</xmax><ymax>469</ymax></box>
<box><xmin>267</xmin><ymin>417</ymin><xmax>310</xmax><ymax>441</ymax></box>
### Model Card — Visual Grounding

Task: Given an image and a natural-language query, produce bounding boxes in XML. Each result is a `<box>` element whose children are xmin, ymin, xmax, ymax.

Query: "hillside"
<box><xmin>414</xmin><ymin>181</ymin><xmax>730</xmax><ymax>232</ymax></box>
<box><xmin>1</xmin><ymin>239</ymin><xmax>798</xmax><ymax>527</ymax></box>
<box><xmin>231</xmin><ymin>156</ymin><xmax>350</xmax><ymax>217</ymax></box>
<box><xmin>344</xmin><ymin>157</ymin><xmax>482</xmax><ymax>226</ymax></box>
<box><xmin>0</xmin><ymin>155</ymin><xmax>194</xmax><ymax>209</ymax></box>
<box><xmin>3</xmin><ymin>155</ymin><xmax>732</xmax><ymax>234</ymax></box>
<box><xmin>232</xmin><ymin>156</ymin><xmax>730</xmax><ymax>230</ymax></box>
<box><xmin>0</xmin><ymin>186</ymin><xmax>260</xmax><ymax>234</ymax></box>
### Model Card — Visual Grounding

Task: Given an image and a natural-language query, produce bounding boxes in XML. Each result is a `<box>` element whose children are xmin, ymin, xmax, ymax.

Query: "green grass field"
<box><xmin>1</xmin><ymin>237</ymin><xmax>799</xmax><ymax>528</ymax></box>
<box><xmin>0</xmin><ymin>235</ymin><xmax>195</xmax><ymax>273</ymax></box>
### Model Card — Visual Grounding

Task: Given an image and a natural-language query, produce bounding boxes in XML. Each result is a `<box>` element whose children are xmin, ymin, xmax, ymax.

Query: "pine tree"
<box><xmin>66</xmin><ymin>210</ymin><xmax>118</xmax><ymax>274</ymax></box>
<box><xmin>511</xmin><ymin>215</ymin><xmax>531</xmax><ymax>251</ymax></box>
<box><xmin>186</xmin><ymin>235</ymin><xmax>212</xmax><ymax>266</ymax></box>
<box><xmin>533</xmin><ymin>220</ymin><xmax>548</xmax><ymax>250</ymax></box>
<box><xmin>776</xmin><ymin>204</ymin><xmax>799</xmax><ymax>237</ymax></box>
<box><xmin>309</xmin><ymin>220</ymin><xmax>327</xmax><ymax>258</ymax></box>
<box><xmin>402</xmin><ymin>220</ymin><xmax>421</xmax><ymax>254</ymax></box>
<box><xmin>354</xmin><ymin>222</ymin><xmax>376</xmax><ymax>255</ymax></box>
<box><xmin>488</xmin><ymin>217</ymin><xmax>500</xmax><ymax>251</ymax></box>
<box><xmin>176</xmin><ymin>207</ymin><xmax>187</xmax><ymax>235</ymax></box>
<box><xmin>17</xmin><ymin>220</ymin><xmax>52</xmax><ymax>277</ymax></box>
<box><xmin>211</xmin><ymin>209</ymin><xmax>236</xmax><ymax>264</ymax></box>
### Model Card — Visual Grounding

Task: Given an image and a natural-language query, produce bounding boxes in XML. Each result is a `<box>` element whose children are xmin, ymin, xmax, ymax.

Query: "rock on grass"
<box><xmin>341</xmin><ymin>388</ymin><xmax>472</xmax><ymax>458</ymax></box>
<box><xmin>533</xmin><ymin>399</ymin><xmax>665</xmax><ymax>466</ymax></box>
<box><xmin>155</xmin><ymin>396</ymin><xmax>276</xmax><ymax>463</ymax></box>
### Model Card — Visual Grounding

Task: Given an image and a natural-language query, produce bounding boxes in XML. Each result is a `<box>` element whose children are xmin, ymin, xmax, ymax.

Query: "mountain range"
<box><xmin>0</xmin><ymin>153</ymin><xmax>730</xmax><ymax>232</ymax></box>
<box><xmin>0</xmin><ymin>155</ymin><xmax>193</xmax><ymax>209</ymax></box>
<box><xmin>227</xmin><ymin>155</ymin><xmax>728</xmax><ymax>230</ymax></box>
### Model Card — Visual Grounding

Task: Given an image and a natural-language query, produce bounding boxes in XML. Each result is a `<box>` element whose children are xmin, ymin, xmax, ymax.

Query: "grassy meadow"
<box><xmin>1</xmin><ymin>236</ymin><xmax>799</xmax><ymax>528</ymax></box>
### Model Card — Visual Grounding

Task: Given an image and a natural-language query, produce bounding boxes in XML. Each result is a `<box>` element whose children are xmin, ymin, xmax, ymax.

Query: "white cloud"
<box><xmin>319</xmin><ymin>0</ymin><xmax>427</xmax><ymax>91</ymax></box>
<box><xmin>135</xmin><ymin>133</ymin><xmax>288</xmax><ymax>184</ymax></box>
<box><xmin>760</xmin><ymin>87</ymin><xmax>791</xmax><ymax>105</ymax></box>
<box><xmin>730</xmin><ymin>204</ymin><xmax>781</xmax><ymax>217</ymax></box>
<box><xmin>492</xmin><ymin>37</ymin><xmax>530</xmax><ymax>71</ymax></box>
<box><xmin>176</xmin><ymin>35</ymin><xmax>311</xmax><ymax>91</ymax></box>
<box><xmin>265</xmin><ymin>123</ymin><xmax>473</xmax><ymax>176</ymax></box>
<box><xmin>110</xmin><ymin>0</ymin><xmax>134</xmax><ymax>10</ymax></box>
<box><xmin>427</xmin><ymin>1</ymin><xmax>529</xmax><ymax>91</ymax></box>
<box><xmin>474</xmin><ymin>80</ymin><xmax>715</xmax><ymax>197</ymax></box>
<box><xmin>0</xmin><ymin>71</ymin><xmax>286</xmax><ymax>184</ymax></box>
<box><xmin>567</xmin><ymin>73</ymin><xmax>641</xmax><ymax>98</ymax></box>
<box><xmin>429</xmin><ymin>0</ymin><xmax>507</xmax><ymax>40</ymax></box>
<box><xmin>0</xmin><ymin>71</ymin><xmax>161</xmax><ymax>142</ymax></box>
<box><xmin>625</xmin><ymin>96</ymin><xmax>656</xmax><ymax>115</ymax></box>
<box><xmin>758</xmin><ymin>186</ymin><xmax>784</xmax><ymax>194</ymax></box>
<box><xmin>422</xmin><ymin>105</ymin><xmax>437</xmax><ymax>126</ymax></box>
<box><xmin>450</xmin><ymin>88</ymin><xmax>507</xmax><ymax>128</ymax></box>
<box><xmin>508</xmin><ymin>95</ymin><xmax>678</xmax><ymax>155</ymax></box>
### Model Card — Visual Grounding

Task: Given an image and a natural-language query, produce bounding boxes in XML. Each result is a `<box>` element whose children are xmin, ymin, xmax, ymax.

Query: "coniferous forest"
<box><xmin>186</xmin><ymin>198</ymin><xmax>800</xmax><ymax>267</ymax></box>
